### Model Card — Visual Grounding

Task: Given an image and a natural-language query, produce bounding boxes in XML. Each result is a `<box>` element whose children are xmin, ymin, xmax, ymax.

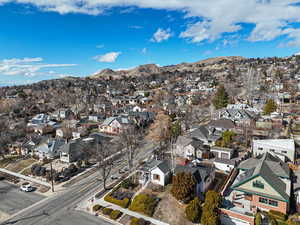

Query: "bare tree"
<box><xmin>119</xmin><ymin>126</ymin><xmax>139</xmax><ymax>172</ymax></box>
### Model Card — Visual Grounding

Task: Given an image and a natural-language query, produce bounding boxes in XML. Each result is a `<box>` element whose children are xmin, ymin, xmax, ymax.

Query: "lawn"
<box><xmin>0</xmin><ymin>155</ymin><xmax>22</xmax><ymax>168</ymax></box>
<box><xmin>277</xmin><ymin>220</ymin><xmax>288</xmax><ymax>225</ymax></box>
<box><xmin>5</xmin><ymin>158</ymin><xmax>37</xmax><ymax>173</ymax></box>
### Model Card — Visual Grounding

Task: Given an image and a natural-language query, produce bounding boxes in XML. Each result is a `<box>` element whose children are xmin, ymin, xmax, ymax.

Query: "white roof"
<box><xmin>253</xmin><ymin>139</ymin><xmax>295</xmax><ymax>151</ymax></box>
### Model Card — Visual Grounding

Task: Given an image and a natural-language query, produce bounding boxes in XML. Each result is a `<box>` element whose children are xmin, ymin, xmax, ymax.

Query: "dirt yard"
<box><xmin>5</xmin><ymin>157</ymin><xmax>37</xmax><ymax>173</ymax></box>
<box><xmin>143</xmin><ymin>185</ymin><xmax>194</xmax><ymax>225</ymax></box>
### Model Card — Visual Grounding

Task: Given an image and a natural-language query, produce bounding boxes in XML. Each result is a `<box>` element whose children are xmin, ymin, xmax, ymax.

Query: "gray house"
<box><xmin>59</xmin><ymin>139</ymin><xmax>86</xmax><ymax>163</ymax></box>
<box><xmin>188</xmin><ymin>126</ymin><xmax>222</xmax><ymax>146</ymax></box>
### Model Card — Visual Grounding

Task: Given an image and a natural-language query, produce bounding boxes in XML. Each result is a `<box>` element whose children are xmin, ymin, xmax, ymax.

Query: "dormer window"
<box><xmin>253</xmin><ymin>180</ymin><xmax>264</xmax><ymax>189</ymax></box>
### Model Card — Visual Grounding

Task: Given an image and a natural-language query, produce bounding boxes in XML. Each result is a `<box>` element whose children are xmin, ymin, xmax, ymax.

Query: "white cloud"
<box><xmin>93</xmin><ymin>52</ymin><xmax>121</xmax><ymax>63</ymax></box>
<box><xmin>141</xmin><ymin>48</ymin><xmax>147</xmax><ymax>54</ymax></box>
<box><xmin>2</xmin><ymin>1</ymin><xmax>300</xmax><ymax>45</ymax></box>
<box><xmin>151</xmin><ymin>28</ymin><xmax>172</xmax><ymax>43</ymax></box>
<box><xmin>0</xmin><ymin>57</ymin><xmax>76</xmax><ymax>77</ymax></box>
<box><xmin>129</xmin><ymin>25</ymin><xmax>143</xmax><ymax>29</ymax></box>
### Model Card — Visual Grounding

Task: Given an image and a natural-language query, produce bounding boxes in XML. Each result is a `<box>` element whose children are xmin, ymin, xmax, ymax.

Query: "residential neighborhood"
<box><xmin>2</xmin><ymin>55</ymin><xmax>300</xmax><ymax>225</ymax></box>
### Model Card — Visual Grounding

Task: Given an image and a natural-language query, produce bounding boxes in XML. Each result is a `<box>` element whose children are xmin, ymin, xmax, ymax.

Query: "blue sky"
<box><xmin>1</xmin><ymin>1</ymin><xmax>300</xmax><ymax>85</ymax></box>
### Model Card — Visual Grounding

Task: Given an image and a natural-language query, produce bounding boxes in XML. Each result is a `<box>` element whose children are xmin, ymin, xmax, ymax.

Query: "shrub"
<box><xmin>255</xmin><ymin>212</ymin><xmax>262</xmax><ymax>225</ymax></box>
<box><xmin>201</xmin><ymin>191</ymin><xmax>221</xmax><ymax>225</ymax></box>
<box><xmin>92</xmin><ymin>204</ymin><xmax>102</xmax><ymax>212</ymax></box>
<box><xmin>268</xmin><ymin>210</ymin><xmax>287</xmax><ymax>221</ymax></box>
<box><xmin>104</xmin><ymin>194</ymin><xmax>130</xmax><ymax>208</ymax></box>
<box><xmin>185</xmin><ymin>197</ymin><xmax>202</xmax><ymax>223</ymax></box>
<box><xmin>130</xmin><ymin>217</ymin><xmax>149</xmax><ymax>225</ymax></box>
<box><xmin>287</xmin><ymin>218</ymin><xmax>300</xmax><ymax>225</ymax></box>
<box><xmin>121</xmin><ymin>178</ymin><xmax>137</xmax><ymax>189</ymax></box>
<box><xmin>270</xmin><ymin>218</ymin><xmax>278</xmax><ymax>225</ymax></box>
<box><xmin>129</xmin><ymin>194</ymin><xmax>158</xmax><ymax>216</ymax></box>
<box><xmin>102</xmin><ymin>207</ymin><xmax>113</xmax><ymax>215</ymax></box>
<box><xmin>109</xmin><ymin>210</ymin><xmax>122</xmax><ymax>220</ymax></box>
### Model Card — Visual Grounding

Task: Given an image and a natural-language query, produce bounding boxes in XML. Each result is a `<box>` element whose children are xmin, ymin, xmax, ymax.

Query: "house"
<box><xmin>99</xmin><ymin>116</ymin><xmax>132</xmax><ymax>135</ymax></box>
<box><xmin>216</xmin><ymin>109</ymin><xmax>255</xmax><ymax>126</ymax></box>
<box><xmin>221</xmin><ymin>153</ymin><xmax>291</xmax><ymax>225</ymax></box>
<box><xmin>34</xmin><ymin>138</ymin><xmax>66</xmax><ymax>160</ymax></box>
<box><xmin>252</xmin><ymin>139</ymin><xmax>295</xmax><ymax>162</ymax></box>
<box><xmin>174</xmin><ymin>163</ymin><xmax>215</xmax><ymax>198</ymax></box>
<box><xmin>175</xmin><ymin>136</ymin><xmax>207</xmax><ymax>159</ymax></box>
<box><xmin>208</xmin><ymin>119</ymin><xmax>235</xmax><ymax>132</ymax></box>
<box><xmin>51</xmin><ymin>109</ymin><xmax>73</xmax><ymax>120</ymax></box>
<box><xmin>27</xmin><ymin>114</ymin><xmax>51</xmax><ymax>126</ymax></box>
<box><xmin>88</xmin><ymin>114</ymin><xmax>105</xmax><ymax>123</ymax></box>
<box><xmin>187</xmin><ymin>126</ymin><xmax>222</xmax><ymax>146</ymax></box>
<box><xmin>21</xmin><ymin>135</ymin><xmax>46</xmax><ymax>155</ymax></box>
<box><xmin>210</xmin><ymin>147</ymin><xmax>235</xmax><ymax>159</ymax></box>
<box><xmin>213</xmin><ymin>158</ymin><xmax>236</xmax><ymax>173</ymax></box>
<box><xmin>59</xmin><ymin>139</ymin><xmax>86</xmax><ymax>163</ymax></box>
<box><xmin>138</xmin><ymin>159</ymin><xmax>171</xmax><ymax>186</ymax></box>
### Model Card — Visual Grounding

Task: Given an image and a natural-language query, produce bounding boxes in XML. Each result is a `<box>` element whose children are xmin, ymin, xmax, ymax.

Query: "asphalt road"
<box><xmin>1</xmin><ymin>141</ymin><xmax>157</xmax><ymax>225</ymax></box>
<box><xmin>0</xmin><ymin>181</ymin><xmax>45</xmax><ymax>215</ymax></box>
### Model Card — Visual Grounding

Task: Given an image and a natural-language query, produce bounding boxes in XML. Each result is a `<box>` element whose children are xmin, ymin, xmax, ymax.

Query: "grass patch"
<box><xmin>0</xmin><ymin>155</ymin><xmax>22</xmax><ymax>168</ymax></box>
<box><xmin>21</xmin><ymin>167</ymin><xmax>32</xmax><ymax>176</ymax></box>
<box><xmin>277</xmin><ymin>220</ymin><xmax>288</xmax><ymax>225</ymax></box>
<box><xmin>6</xmin><ymin>158</ymin><xmax>37</xmax><ymax>173</ymax></box>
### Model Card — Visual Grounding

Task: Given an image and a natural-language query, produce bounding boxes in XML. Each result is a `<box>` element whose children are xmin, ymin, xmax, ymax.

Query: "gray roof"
<box><xmin>188</xmin><ymin>126</ymin><xmax>221</xmax><ymax>142</ymax></box>
<box><xmin>208</xmin><ymin>119</ymin><xmax>235</xmax><ymax>129</ymax></box>
<box><xmin>140</xmin><ymin>159</ymin><xmax>171</xmax><ymax>174</ymax></box>
<box><xmin>174</xmin><ymin>164</ymin><xmax>215</xmax><ymax>183</ymax></box>
<box><xmin>214</xmin><ymin>158</ymin><xmax>236</xmax><ymax>166</ymax></box>
<box><xmin>235</xmin><ymin>152</ymin><xmax>290</xmax><ymax>201</ymax></box>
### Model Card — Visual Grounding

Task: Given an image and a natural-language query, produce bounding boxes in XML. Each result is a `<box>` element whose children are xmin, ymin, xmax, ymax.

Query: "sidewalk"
<box><xmin>78</xmin><ymin>192</ymin><xmax>170</xmax><ymax>225</ymax></box>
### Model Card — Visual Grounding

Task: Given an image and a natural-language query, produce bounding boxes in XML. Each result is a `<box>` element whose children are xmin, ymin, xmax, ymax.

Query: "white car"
<box><xmin>20</xmin><ymin>182</ymin><xmax>33</xmax><ymax>192</ymax></box>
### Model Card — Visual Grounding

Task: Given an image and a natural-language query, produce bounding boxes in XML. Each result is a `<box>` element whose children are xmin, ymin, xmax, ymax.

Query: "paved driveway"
<box><xmin>0</xmin><ymin>181</ymin><xmax>45</xmax><ymax>215</ymax></box>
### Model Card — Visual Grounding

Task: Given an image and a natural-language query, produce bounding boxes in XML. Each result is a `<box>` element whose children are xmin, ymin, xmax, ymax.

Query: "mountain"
<box><xmin>90</xmin><ymin>56</ymin><xmax>245</xmax><ymax>79</ymax></box>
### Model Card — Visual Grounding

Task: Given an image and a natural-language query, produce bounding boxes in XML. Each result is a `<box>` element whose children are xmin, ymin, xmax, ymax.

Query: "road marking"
<box><xmin>79</xmin><ymin>180</ymin><xmax>97</xmax><ymax>193</ymax></box>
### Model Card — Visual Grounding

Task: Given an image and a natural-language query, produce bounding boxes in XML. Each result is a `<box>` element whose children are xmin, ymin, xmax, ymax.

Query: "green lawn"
<box><xmin>277</xmin><ymin>220</ymin><xmax>288</xmax><ymax>225</ymax></box>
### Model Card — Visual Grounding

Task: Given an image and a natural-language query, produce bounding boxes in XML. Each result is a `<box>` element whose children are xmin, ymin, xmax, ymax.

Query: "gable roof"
<box><xmin>174</xmin><ymin>164</ymin><xmax>215</xmax><ymax>183</ymax></box>
<box><xmin>233</xmin><ymin>152</ymin><xmax>290</xmax><ymax>201</ymax></box>
<box><xmin>208</xmin><ymin>119</ymin><xmax>235</xmax><ymax>129</ymax></box>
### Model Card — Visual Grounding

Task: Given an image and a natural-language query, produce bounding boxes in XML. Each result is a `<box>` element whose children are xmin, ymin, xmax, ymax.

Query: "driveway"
<box><xmin>0</xmin><ymin>181</ymin><xmax>45</xmax><ymax>215</ymax></box>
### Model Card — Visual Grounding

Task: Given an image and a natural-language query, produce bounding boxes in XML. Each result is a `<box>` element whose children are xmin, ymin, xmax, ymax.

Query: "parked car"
<box><xmin>20</xmin><ymin>182</ymin><xmax>33</xmax><ymax>192</ymax></box>
<box><xmin>110</xmin><ymin>175</ymin><xmax>119</xmax><ymax>180</ymax></box>
<box><xmin>0</xmin><ymin>176</ymin><xmax>5</xmax><ymax>181</ymax></box>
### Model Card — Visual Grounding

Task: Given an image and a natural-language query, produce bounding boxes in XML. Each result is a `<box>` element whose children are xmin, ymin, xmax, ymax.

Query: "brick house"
<box><xmin>221</xmin><ymin>152</ymin><xmax>291</xmax><ymax>225</ymax></box>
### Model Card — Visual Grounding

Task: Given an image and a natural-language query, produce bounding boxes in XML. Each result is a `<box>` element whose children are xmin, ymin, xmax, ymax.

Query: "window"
<box><xmin>153</xmin><ymin>174</ymin><xmax>160</xmax><ymax>181</ymax></box>
<box><xmin>258</xmin><ymin>147</ymin><xmax>263</xmax><ymax>150</ymax></box>
<box><xmin>253</xmin><ymin>180</ymin><xmax>264</xmax><ymax>189</ymax></box>
<box><xmin>281</xmin><ymin>151</ymin><xmax>287</xmax><ymax>154</ymax></box>
<box><xmin>268</xmin><ymin>200</ymin><xmax>278</xmax><ymax>207</ymax></box>
<box><xmin>270</xmin><ymin>149</ymin><xmax>275</xmax><ymax>152</ymax></box>
<box><xmin>259</xmin><ymin>197</ymin><xmax>268</xmax><ymax>204</ymax></box>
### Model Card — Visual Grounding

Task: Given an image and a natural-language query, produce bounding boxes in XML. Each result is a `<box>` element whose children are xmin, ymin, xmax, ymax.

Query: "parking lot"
<box><xmin>0</xmin><ymin>180</ymin><xmax>45</xmax><ymax>216</ymax></box>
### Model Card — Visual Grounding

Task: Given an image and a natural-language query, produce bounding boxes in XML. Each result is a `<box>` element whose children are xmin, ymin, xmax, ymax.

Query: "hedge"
<box><xmin>102</xmin><ymin>207</ymin><xmax>113</xmax><ymax>215</ymax></box>
<box><xmin>129</xmin><ymin>194</ymin><xmax>158</xmax><ymax>216</ymax></box>
<box><xmin>268</xmin><ymin>210</ymin><xmax>287</xmax><ymax>221</ymax></box>
<box><xmin>104</xmin><ymin>194</ymin><xmax>130</xmax><ymax>208</ymax></box>
<box><xmin>130</xmin><ymin>217</ymin><xmax>148</xmax><ymax>225</ymax></box>
<box><xmin>92</xmin><ymin>204</ymin><xmax>102</xmax><ymax>212</ymax></box>
<box><xmin>109</xmin><ymin>210</ymin><xmax>122</xmax><ymax>220</ymax></box>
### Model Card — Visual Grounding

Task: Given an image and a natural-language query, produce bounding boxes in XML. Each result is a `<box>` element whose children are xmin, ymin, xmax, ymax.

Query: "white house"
<box><xmin>138</xmin><ymin>159</ymin><xmax>171</xmax><ymax>186</ymax></box>
<box><xmin>213</xmin><ymin>158</ymin><xmax>236</xmax><ymax>173</ymax></box>
<box><xmin>210</xmin><ymin>147</ymin><xmax>235</xmax><ymax>159</ymax></box>
<box><xmin>252</xmin><ymin>139</ymin><xmax>295</xmax><ymax>162</ymax></box>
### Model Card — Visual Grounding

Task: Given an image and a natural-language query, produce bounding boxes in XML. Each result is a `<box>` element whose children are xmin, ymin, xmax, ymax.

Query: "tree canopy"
<box><xmin>212</xmin><ymin>85</ymin><xmax>229</xmax><ymax>109</ymax></box>
<box><xmin>185</xmin><ymin>197</ymin><xmax>202</xmax><ymax>223</ymax></box>
<box><xmin>171</xmin><ymin>172</ymin><xmax>196</xmax><ymax>202</ymax></box>
<box><xmin>201</xmin><ymin>191</ymin><xmax>221</xmax><ymax>225</ymax></box>
<box><xmin>263</xmin><ymin>99</ymin><xmax>277</xmax><ymax>115</ymax></box>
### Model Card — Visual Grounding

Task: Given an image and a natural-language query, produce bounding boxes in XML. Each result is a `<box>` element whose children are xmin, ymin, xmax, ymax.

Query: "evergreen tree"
<box><xmin>171</xmin><ymin>172</ymin><xmax>196</xmax><ymax>201</ymax></box>
<box><xmin>213</xmin><ymin>85</ymin><xmax>229</xmax><ymax>109</ymax></box>
<box><xmin>263</xmin><ymin>99</ymin><xmax>277</xmax><ymax>115</ymax></box>
<box><xmin>201</xmin><ymin>191</ymin><xmax>221</xmax><ymax>225</ymax></box>
<box><xmin>185</xmin><ymin>197</ymin><xmax>202</xmax><ymax>223</ymax></box>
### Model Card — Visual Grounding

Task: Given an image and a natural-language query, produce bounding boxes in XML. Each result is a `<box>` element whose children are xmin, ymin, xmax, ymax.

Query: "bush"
<box><xmin>185</xmin><ymin>197</ymin><xmax>202</xmax><ymax>223</ymax></box>
<box><xmin>255</xmin><ymin>212</ymin><xmax>262</xmax><ymax>225</ymax></box>
<box><xmin>121</xmin><ymin>178</ymin><xmax>137</xmax><ymax>189</ymax></box>
<box><xmin>129</xmin><ymin>194</ymin><xmax>158</xmax><ymax>216</ymax></box>
<box><xmin>102</xmin><ymin>207</ymin><xmax>113</xmax><ymax>215</ymax></box>
<box><xmin>92</xmin><ymin>204</ymin><xmax>102</xmax><ymax>212</ymax></box>
<box><xmin>130</xmin><ymin>217</ymin><xmax>149</xmax><ymax>225</ymax></box>
<box><xmin>268</xmin><ymin>210</ymin><xmax>287</xmax><ymax>221</ymax></box>
<box><xmin>109</xmin><ymin>210</ymin><xmax>122</xmax><ymax>220</ymax></box>
<box><xmin>104</xmin><ymin>194</ymin><xmax>130</xmax><ymax>208</ymax></box>
<box><xmin>171</xmin><ymin>172</ymin><xmax>196</xmax><ymax>201</ymax></box>
<box><xmin>287</xmin><ymin>218</ymin><xmax>300</xmax><ymax>225</ymax></box>
<box><xmin>270</xmin><ymin>218</ymin><xmax>278</xmax><ymax>225</ymax></box>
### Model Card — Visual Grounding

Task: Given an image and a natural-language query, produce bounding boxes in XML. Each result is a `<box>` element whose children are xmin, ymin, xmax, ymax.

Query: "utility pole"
<box><xmin>50</xmin><ymin>160</ymin><xmax>54</xmax><ymax>192</ymax></box>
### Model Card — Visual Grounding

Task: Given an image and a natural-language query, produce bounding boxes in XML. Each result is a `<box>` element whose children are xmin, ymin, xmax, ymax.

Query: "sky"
<box><xmin>1</xmin><ymin>1</ymin><xmax>300</xmax><ymax>85</ymax></box>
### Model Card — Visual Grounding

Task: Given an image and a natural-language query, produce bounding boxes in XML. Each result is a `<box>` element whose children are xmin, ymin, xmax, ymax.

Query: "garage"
<box><xmin>220</xmin><ymin>214</ymin><xmax>250</xmax><ymax>225</ymax></box>
<box><xmin>221</xmin><ymin>152</ymin><xmax>229</xmax><ymax>159</ymax></box>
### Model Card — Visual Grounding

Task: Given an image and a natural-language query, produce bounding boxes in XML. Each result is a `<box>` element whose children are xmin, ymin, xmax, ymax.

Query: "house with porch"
<box><xmin>221</xmin><ymin>152</ymin><xmax>291</xmax><ymax>225</ymax></box>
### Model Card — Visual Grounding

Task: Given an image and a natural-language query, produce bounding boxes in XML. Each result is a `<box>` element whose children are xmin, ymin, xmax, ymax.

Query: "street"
<box><xmin>0</xmin><ymin>181</ymin><xmax>45</xmax><ymax>215</ymax></box>
<box><xmin>0</xmin><ymin>141</ymin><xmax>157</xmax><ymax>225</ymax></box>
